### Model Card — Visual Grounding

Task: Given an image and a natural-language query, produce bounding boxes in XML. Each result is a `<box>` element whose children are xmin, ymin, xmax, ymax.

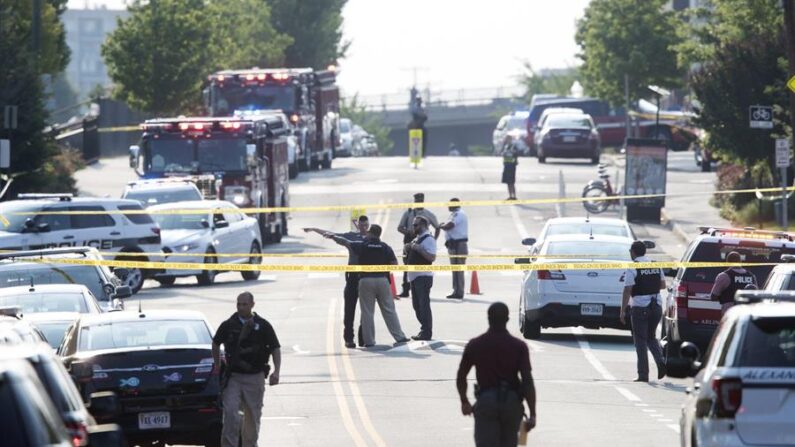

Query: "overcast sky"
<box><xmin>67</xmin><ymin>0</ymin><xmax>590</xmax><ymax>97</ymax></box>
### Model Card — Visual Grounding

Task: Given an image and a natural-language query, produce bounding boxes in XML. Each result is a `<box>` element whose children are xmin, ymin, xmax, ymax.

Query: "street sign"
<box><xmin>749</xmin><ymin>105</ymin><xmax>773</xmax><ymax>129</ymax></box>
<box><xmin>788</xmin><ymin>75</ymin><xmax>795</xmax><ymax>94</ymax></box>
<box><xmin>409</xmin><ymin>129</ymin><xmax>423</xmax><ymax>167</ymax></box>
<box><xmin>776</xmin><ymin>138</ymin><xmax>791</xmax><ymax>168</ymax></box>
<box><xmin>0</xmin><ymin>139</ymin><xmax>9</xmax><ymax>168</ymax></box>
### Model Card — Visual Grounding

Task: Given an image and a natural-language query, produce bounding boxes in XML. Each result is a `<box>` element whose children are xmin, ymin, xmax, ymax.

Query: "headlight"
<box><xmin>178</xmin><ymin>242</ymin><xmax>200</xmax><ymax>252</ymax></box>
<box><xmin>224</xmin><ymin>186</ymin><xmax>250</xmax><ymax>206</ymax></box>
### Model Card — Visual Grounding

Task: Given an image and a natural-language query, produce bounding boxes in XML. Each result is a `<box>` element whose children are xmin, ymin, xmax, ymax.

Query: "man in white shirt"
<box><xmin>440</xmin><ymin>198</ymin><xmax>468</xmax><ymax>299</ymax></box>
<box><xmin>405</xmin><ymin>216</ymin><xmax>437</xmax><ymax>340</ymax></box>
<box><xmin>397</xmin><ymin>193</ymin><xmax>440</xmax><ymax>297</ymax></box>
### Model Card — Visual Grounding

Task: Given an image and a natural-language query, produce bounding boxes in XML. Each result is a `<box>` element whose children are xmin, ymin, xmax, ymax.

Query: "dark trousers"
<box><xmin>473</xmin><ymin>390</ymin><xmax>523</xmax><ymax>447</ymax></box>
<box><xmin>343</xmin><ymin>273</ymin><xmax>360</xmax><ymax>343</ymax></box>
<box><xmin>401</xmin><ymin>256</ymin><xmax>410</xmax><ymax>294</ymax></box>
<box><xmin>410</xmin><ymin>276</ymin><xmax>433</xmax><ymax>338</ymax></box>
<box><xmin>630</xmin><ymin>300</ymin><xmax>664</xmax><ymax>379</ymax></box>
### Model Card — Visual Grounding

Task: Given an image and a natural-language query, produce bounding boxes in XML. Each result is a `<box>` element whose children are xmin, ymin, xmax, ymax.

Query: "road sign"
<box><xmin>788</xmin><ymin>76</ymin><xmax>795</xmax><ymax>94</ymax></box>
<box><xmin>409</xmin><ymin>129</ymin><xmax>423</xmax><ymax>167</ymax></box>
<box><xmin>749</xmin><ymin>105</ymin><xmax>773</xmax><ymax>129</ymax></box>
<box><xmin>0</xmin><ymin>139</ymin><xmax>9</xmax><ymax>168</ymax></box>
<box><xmin>776</xmin><ymin>138</ymin><xmax>790</xmax><ymax>168</ymax></box>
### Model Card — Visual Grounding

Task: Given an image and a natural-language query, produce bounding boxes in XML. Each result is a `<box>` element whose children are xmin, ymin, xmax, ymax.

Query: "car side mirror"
<box><xmin>128</xmin><ymin>145</ymin><xmax>140</xmax><ymax>169</ymax></box>
<box><xmin>89</xmin><ymin>392</ymin><xmax>122</xmax><ymax>419</ymax></box>
<box><xmin>87</xmin><ymin>423</ymin><xmax>125</xmax><ymax>447</ymax></box>
<box><xmin>112</xmin><ymin>285</ymin><xmax>132</xmax><ymax>299</ymax></box>
<box><xmin>643</xmin><ymin>240</ymin><xmax>656</xmax><ymax>249</ymax></box>
<box><xmin>664</xmin><ymin>267</ymin><xmax>678</xmax><ymax>278</ymax></box>
<box><xmin>514</xmin><ymin>258</ymin><xmax>531</xmax><ymax>264</ymax></box>
<box><xmin>214</xmin><ymin>220</ymin><xmax>229</xmax><ymax>229</ymax></box>
<box><xmin>521</xmin><ymin>237</ymin><xmax>536</xmax><ymax>246</ymax></box>
<box><xmin>114</xmin><ymin>268</ymin><xmax>129</xmax><ymax>281</ymax></box>
<box><xmin>201</xmin><ymin>219</ymin><xmax>210</xmax><ymax>229</ymax></box>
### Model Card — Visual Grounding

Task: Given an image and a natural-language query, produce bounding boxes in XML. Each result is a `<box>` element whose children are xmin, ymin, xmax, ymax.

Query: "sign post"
<box><xmin>776</xmin><ymin>138</ymin><xmax>791</xmax><ymax>231</ymax></box>
<box><xmin>408</xmin><ymin>129</ymin><xmax>423</xmax><ymax>169</ymax></box>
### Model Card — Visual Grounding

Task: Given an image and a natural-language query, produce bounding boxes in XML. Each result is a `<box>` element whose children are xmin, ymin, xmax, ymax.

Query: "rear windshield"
<box><xmin>35</xmin><ymin>321</ymin><xmax>73</xmax><ymax>349</ymax></box>
<box><xmin>546</xmin><ymin>115</ymin><xmax>592</xmax><ymax>128</ymax></box>
<box><xmin>117</xmin><ymin>204</ymin><xmax>154</xmax><ymax>224</ymax></box>
<box><xmin>78</xmin><ymin>319</ymin><xmax>211</xmax><ymax>351</ymax></box>
<box><xmin>152</xmin><ymin>212</ymin><xmax>208</xmax><ymax>230</ymax></box>
<box><xmin>0</xmin><ymin>263</ymin><xmax>107</xmax><ymax>301</ymax></box>
<box><xmin>737</xmin><ymin>317</ymin><xmax>795</xmax><ymax>367</ymax></box>
<box><xmin>546</xmin><ymin>223</ymin><xmax>629</xmax><ymax>238</ymax></box>
<box><xmin>124</xmin><ymin>188</ymin><xmax>201</xmax><ymax>207</ymax></box>
<box><xmin>683</xmin><ymin>242</ymin><xmax>795</xmax><ymax>283</ymax></box>
<box><xmin>545</xmin><ymin>241</ymin><xmax>631</xmax><ymax>260</ymax></box>
<box><xmin>0</xmin><ymin>293</ymin><xmax>88</xmax><ymax>313</ymax></box>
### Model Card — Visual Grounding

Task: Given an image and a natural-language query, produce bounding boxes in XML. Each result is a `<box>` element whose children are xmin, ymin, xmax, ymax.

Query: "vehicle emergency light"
<box><xmin>272</xmin><ymin>72</ymin><xmax>290</xmax><ymax>81</ymax></box>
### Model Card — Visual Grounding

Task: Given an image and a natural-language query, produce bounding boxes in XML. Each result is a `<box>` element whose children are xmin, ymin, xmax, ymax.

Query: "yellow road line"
<box><xmin>326</xmin><ymin>299</ymin><xmax>368</xmax><ymax>447</ymax></box>
<box><xmin>339</xmin><ymin>338</ymin><xmax>388</xmax><ymax>447</ymax></box>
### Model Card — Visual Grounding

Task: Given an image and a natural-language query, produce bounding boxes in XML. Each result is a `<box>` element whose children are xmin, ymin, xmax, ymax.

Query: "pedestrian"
<box><xmin>405</xmin><ymin>215</ymin><xmax>437</xmax><ymax>340</ymax></box>
<box><xmin>303</xmin><ymin>215</ymin><xmax>370</xmax><ymax>348</ymax></box>
<box><xmin>397</xmin><ymin>193</ymin><xmax>440</xmax><ymax>297</ymax></box>
<box><xmin>440</xmin><ymin>198</ymin><xmax>468</xmax><ymax>299</ymax></box>
<box><xmin>448</xmin><ymin>142</ymin><xmax>461</xmax><ymax>156</ymax></box>
<box><xmin>456</xmin><ymin>302</ymin><xmax>537</xmax><ymax>447</ymax></box>
<box><xmin>620</xmin><ymin>241</ymin><xmax>666</xmax><ymax>382</ymax></box>
<box><xmin>710</xmin><ymin>251</ymin><xmax>757</xmax><ymax>316</ymax></box>
<box><xmin>501</xmin><ymin>140</ymin><xmax>519</xmax><ymax>200</ymax></box>
<box><xmin>211</xmin><ymin>292</ymin><xmax>281</xmax><ymax>447</ymax></box>
<box><xmin>328</xmin><ymin>224</ymin><xmax>411</xmax><ymax>347</ymax></box>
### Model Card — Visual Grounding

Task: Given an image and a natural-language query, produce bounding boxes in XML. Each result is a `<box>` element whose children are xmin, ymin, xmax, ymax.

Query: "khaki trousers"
<box><xmin>358</xmin><ymin>276</ymin><xmax>407</xmax><ymax>345</ymax></box>
<box><xmin>222</xmin><ymin>371</ymin><xmax>265</xmax><ymax>447</ymax></box>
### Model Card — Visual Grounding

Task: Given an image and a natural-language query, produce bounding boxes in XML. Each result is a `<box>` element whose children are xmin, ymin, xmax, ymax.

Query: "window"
<box><xmin>684</xmin><ymin>242</ymin><xmax>795</xmax><ymax>283</ymax></box>
<box><xmin>69</xmin><ymin>206</ymin><xmax>115</xmax><ymax>229</ymax></box>
<box><xmin>118</xmin><ymin>204</ymin><xmax>155</xmax><ymax>224</ymax></box>
<box><xmin>79</xmin><ymin>319</ymin><xmax>212</xmax><ymax>351</ymax></box>
<box><xmin>34</xmin><ymin>208</ymin><xmax>70</xmax><ymax>231</ymax></box>
<box><xmin>0</xmin><ymin>263</ymin><xmax>107</xmax><ymax>302</ymax></box>
<box><xmin>738</xmin><ymin>317</ymin><xmax>795</xmax><ymax>367</ymax></box>
<box><xmin>0</xmin><ymin>380</ymin><xmax>28</xmax><ymax>446</ymax></box>
<box><xmin>223</xmin><ymin>210</ymin><xmax>243</xmax><ymax>223</ymax></box>
<box><xmin>0</xmin><ymin>292</ymin><xmax>88</xmax><ymax>313</ymax></box>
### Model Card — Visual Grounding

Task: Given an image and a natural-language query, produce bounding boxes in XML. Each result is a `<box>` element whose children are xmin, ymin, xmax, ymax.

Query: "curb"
<box><xmin>660</xmin><ymin>208</ymin><xmax>690</xmax><ymax>244</ymax></box>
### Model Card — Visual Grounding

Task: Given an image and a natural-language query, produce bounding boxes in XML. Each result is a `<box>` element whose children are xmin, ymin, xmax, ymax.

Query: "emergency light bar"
<box><xmin>698</xmin><ymin>226</ymin><xmax>793</xmax><ymax>242</ymax></box>
<box><xmin>141</xmin><ymin>119</ymin><xmax>251</xmax><ymax>134</ymax></box>
<box><xmin>735</xmin><ymin>290</ymin><xmax>795</xmax><ymax>304</ymax></box>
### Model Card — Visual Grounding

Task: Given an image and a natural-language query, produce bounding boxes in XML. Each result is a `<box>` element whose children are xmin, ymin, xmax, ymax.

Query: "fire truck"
<box><xmin>128</xmin><ymin>113</ymin><xmax>291</xmax><ymax>243</ymax></box>
<box><xmin>203</xmin><ymin>67</ymin><xmax>340</xmax><ymax>172</ymax></box>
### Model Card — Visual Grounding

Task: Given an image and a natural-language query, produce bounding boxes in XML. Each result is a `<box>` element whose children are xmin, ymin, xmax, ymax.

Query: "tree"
<box><xmin>575</xmin><ymin>0</ymin><xmax>684</xmax><ymax>105</ymax></box>
<box><xmin>340</xmin><ymin>95</ymin><xmax>394</xmax><ymax>155</ymax></box>
<box><xmin>518</xmin><ymin>63</ymin><xmax>579</xmax><ymax>102</ymax></box>
<box><xmin>268</xmin><ymin>0</ymin><xmax>348</xmax><ymax>69</ymax></box>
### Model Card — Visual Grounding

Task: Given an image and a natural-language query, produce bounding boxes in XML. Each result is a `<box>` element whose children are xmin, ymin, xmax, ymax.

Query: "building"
<box><xmin>62</xmin><ymin>7</ymin><xmax>129</xmax><ymax>101</ymax></box>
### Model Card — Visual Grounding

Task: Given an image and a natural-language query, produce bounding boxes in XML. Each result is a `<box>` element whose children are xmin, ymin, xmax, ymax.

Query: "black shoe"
<box><xmin>411</xmin><ymin>334</ymin><xmax>431</xmax><ymax>341</ymax></box>
<box><xmin>446</xmin><ymin>293</ymin><xmax>463</xmax><ymax>299</ymax></box>
<box><xmin>393</xmin><ymin>338</ymin><xmax>410</xmax><ymax>346</ymax></box>
<box><xmin>362</xmin><ymin>343</ymin><xmax>375</xmax><ymax>348</ymax></box>
<box><xmin>657</xmin><ymin>363</ymin><xmax>667</xmax><ymax>380</ymax></box>
<box><xmin>345</xmin><ymin>341</ymin><xmax>356</xmax><ymax>349</ymax></box>
<box><xmin>633</xmin><ymin>377</ymin><xmax>649</xmax><ymax>383</ymax></box>
<box><xmin>398</xmin><ymin>291</ymin><xmax>409</xmax><ymax>298</ymax></box>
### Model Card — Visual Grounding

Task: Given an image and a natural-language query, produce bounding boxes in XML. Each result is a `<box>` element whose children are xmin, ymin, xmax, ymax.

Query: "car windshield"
<box><xmin>34</xmin><ymin>321</ymin><xmax>74</xmax><ymax>349</ymax></box>
<box><xmin>546</xmin><ymin>223</ymin><xmax>629</xmax><ymax>238</ymax></box>
<box><xmin>0</xmin><ymin>203</ymin><xmax>40</xmax><ymax>233</ymax></box>
<box><xmin>125</xmin><ymin>188</ymin><xmax>202</xmax><ymax>206</ymax></box>
<box><xmin>197</xmin><ymin>138</ymin><xmax>247</xmax><ymax>172</ymax></box>
<box><xmin>684</xmin><ymin>242</ymin><xmax>795</xmax><ymax>283</ymax></box>
<box><xmin>545</xmin><ymin>241</ymin><xmax>631</xmax><ymax>260</ymax></box>
<box><xmin>147</xmin><ymin>139</ymin><xmax>195</xmax><ymax>174</ymax></box>
<box><xmin>0</xmin><ymin>293</ymin><xmax>88</xmax><ymax>314</ymax></box>
<box><xmin>506</xmin><ymin>117</ymin><xmax>526</xmax><ymax>130</ymax></box>
<box><xmin>546</xmin><ymin>115</ymin><xmax>592</xmax><ymax>128</ymax></box>
<box><xmin>737</xmin><ymin>317</ymin><xmax>795</xmax><ymax>367</ymax></box>
<box><xmin>0</xmin><ymin>263</ymin><xmax>108</xmax><ymax>302</ymax></box>
<box><xmin>152</xmin><ymin>212</ymin><xmax>209</xmax><ymax>230</ymax></box>
<box><xmin>78</xmin><ymin>319</ymin><xmax>212</xmax><ymax>351</ymax></box>
<box><xmin>214</xmin><ymin>84</ymin><xmax>296</xmax><ymax>115</ymax></box>
<box><xmin>340</xmin><ymin>120</ymin><xmax>352</xmax><ymax>133</ymax></box>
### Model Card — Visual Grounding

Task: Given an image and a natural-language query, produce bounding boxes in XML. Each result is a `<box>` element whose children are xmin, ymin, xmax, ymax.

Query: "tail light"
<box><xmin>538</xmin><ymin>270</ymin><xmax>566</xmax><ymax>280</ymax></box>
<box><xmin>674</xmin><ymin>283</ymin><xmax>688</xmax><ymax>319</ymax></box>
<box><xmin>151</xmin><ymin>226</ymin><xmax>161</xmax><ymax>236</ymax></box>
<box><xmin>64</xmin><ymin>421</ymin><xmax>88</xmax><ymax>447</ymax></box>
<box><xmin>712</xmin><ymin>377</ymin><xmax>742</xmax><ymax>418</ymax></box>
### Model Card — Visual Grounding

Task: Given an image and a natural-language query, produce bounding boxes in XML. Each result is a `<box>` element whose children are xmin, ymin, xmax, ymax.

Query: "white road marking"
<box><xmin>509</xmin><ymin>205</ymin><xmax>529</xmax><ymax>239</ymax></box>
<box><xmin>667</xmin><ymin>424</ymin><xmax>680</xmax><ymax>433</ymax></box>
<box><xmin>292</xmin><ymin>345</ymin><xmax>310</xmax><ymax>355</ymax></box>
<box><xmin>615</xmin><ymin>386</ymin><xmax>641</xmax><ymax>402</ymax></box>
<box><xmin>260</xmin><ymin>274</ymin><xmax>278</xmax><ymax>281</ymax></box>
<box><xmin>500</xmin><ymin>271</ymin><xmax>524</xmax><ymax>277</ymax></box>
<box><xmin>571</xmin><ymin>328</ymin><xmax>616</xmax><ymax>381</ymax></box>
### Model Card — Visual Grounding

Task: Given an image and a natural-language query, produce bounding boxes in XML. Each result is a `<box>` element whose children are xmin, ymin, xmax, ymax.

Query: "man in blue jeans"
<box><xmin>620</xmin><ymin>240</ymin><xmax>666</xmax><ymax>382</ymax></box>
<box><xmin>404</xmin><ymin>216</ymin><xmax>437</xmax><ymax>340</ymax></box>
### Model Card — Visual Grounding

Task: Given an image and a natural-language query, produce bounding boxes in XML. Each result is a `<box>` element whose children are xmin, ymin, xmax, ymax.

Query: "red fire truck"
<box><xmin>129</xmin><ymin>113</ymin><xmax>291</xmax><ymax>243</ymax></box>
<box><xmin>203</xmin><ymin>67</ymin><xmax>340</xmax><ymax>172</ymax></box>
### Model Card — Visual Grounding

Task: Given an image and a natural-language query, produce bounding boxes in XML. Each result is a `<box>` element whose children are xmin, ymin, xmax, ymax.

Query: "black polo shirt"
<box><xmin>350</xmin><ymin>239</ymin><xmax>397</xmax><ymax>278</ymax></box>
<box><xmin>337</xmin><ymin>231</ymin><xmax>367</xmax><ymax>264</ymax></box>
<box><xmin>459</xmin><ymin>328</ymin><xmax>531</xmax><ymax>390</ymax></box>
<box><xmin>213</xmin><ymin>312</ymin><xmax>280</xmax><ymax>374</ymax></box>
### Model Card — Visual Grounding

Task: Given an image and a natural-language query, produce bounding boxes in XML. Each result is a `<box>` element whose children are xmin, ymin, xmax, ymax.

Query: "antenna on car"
<box><xmin>138</xmin><ymin>299</ymin><xmax>143</xmax><ymax>313</ymax></box>
<box><xmin>589</xmin><ymin>226</ymin><xmax>594</xmax><ymax>240</ymax></box>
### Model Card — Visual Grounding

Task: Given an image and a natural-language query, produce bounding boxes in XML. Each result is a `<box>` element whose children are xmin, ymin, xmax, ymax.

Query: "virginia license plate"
<box><xmin>138</xmin><ymin>411</ymin><xmax>170</xmax><ymax>430</ymax></box>
<box><xmin>580</xmin><ymin>303</ymin><xmax>603</xmax><ymax>316</ymax></box>
<box><xmin>563</xmin><ymin>136</ymin><xmax>577</xmax><ymax>143</ymax></box>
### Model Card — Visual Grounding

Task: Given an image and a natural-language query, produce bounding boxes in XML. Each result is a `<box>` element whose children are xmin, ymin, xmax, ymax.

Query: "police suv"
<box><xmin>679</xmin><ymin>290</ymin><xmax>795</xmax><ymax>447</ymax></box>
<box><xmin>0</xmin><ymin>194</ymin><xmax>162</xmax><ymax>293</ymax></box>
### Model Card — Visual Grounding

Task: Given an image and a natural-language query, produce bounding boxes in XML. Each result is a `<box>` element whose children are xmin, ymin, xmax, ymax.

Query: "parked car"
<box><xmin>762</xmin><ymin>255</ymin><xmax>795</xmax><ymax>291</ymax></box>
<box><xmin>521</xmin><ymin>216</ymin><xmax>638</xmax><ymax>250</ymax></box>
<box><xmin>148</xmin><ymin>200</ymin><xmax>262</xmax><ymax>286</ymax></box>
<box><xmin>536</xmin><ymin>113</ymin><xmax>601</xmax><ymax>164</ymax></box>
<box><xmin>0</xmin><ymin>284</ymin><xmax>103</xmax><ymax>315</ymax></box>
<box><xmin>337</xmin><ymin>118</ymin><xmax>353</xmax><ymax>157</ymax></box>
<box><xmin>25</xmin><ymin>312</ymin><xmax>81</xmax><ymax>350</ymax></box>
<box><xmin>0</xmin><ymin>313</ymin><xmax>48</xmax><ymax>344</ymax></box>
<box><xmin>532</xmin><ymin>107</ymin><xmax>584</xmax><ymax>153</ymax></box>
<box><xmin>122</xmin><ymin>178</ymin><xmax>203</xmax><ymax>207</ymax></box>
<box><xmin>60</xmin><ymin>310</ymin><xmax>222</xmax><ymax>447</ymax></box>
<box><xmin>492</xmin><ymin>111</ymin><xmax>531</xmax><ymax>155</ymax></box>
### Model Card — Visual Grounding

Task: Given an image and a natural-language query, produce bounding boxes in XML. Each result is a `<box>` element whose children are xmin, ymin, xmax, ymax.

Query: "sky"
<box><xmin>67</xmin><ymin>0</ymin><xmax>591</xmax><ymax>97</ymax></box>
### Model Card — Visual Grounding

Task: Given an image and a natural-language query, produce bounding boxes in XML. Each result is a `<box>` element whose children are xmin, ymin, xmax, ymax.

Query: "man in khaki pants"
<box><xmin>212</xmin><ymin>292</ymin><xmax>281</xmax><ymax>447</ymax></box>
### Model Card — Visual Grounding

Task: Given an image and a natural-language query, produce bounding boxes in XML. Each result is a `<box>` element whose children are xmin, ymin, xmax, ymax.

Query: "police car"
<box><xmin>0</xmin><ymin>194</ymin><xmax>162</xmax><ymax>293</ymax></box>
<box><xmin>122</xmin><ymin>178</ymin><xmax>203</xmax><ymax>207</ymax></box>
<box><xmin>761</xmin><ymin>254</ymin><xmax>795</xmax><ymax>292</ymax></box>
<box><xmin>678</xmin><ymin>290</ymin><xmax>795</xmax><ymax>447</ymax></box>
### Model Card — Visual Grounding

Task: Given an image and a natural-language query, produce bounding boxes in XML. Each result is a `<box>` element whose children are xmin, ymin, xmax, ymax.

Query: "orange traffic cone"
<box><xmin>390</xmin><ymin>273</ymin><xmax>399</xmax><ymax>299</ymax></box>
<box><xmin>469</xmin><ymin>271</ymin><xmax>482</xmax><ymax>295</ymax></box>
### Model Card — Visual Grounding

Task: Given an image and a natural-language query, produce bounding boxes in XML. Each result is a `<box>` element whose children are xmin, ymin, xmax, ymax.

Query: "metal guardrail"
<box><xmin>346</xmin><ymin>85</ymin><xmax>526</xmax><ymax>111</ymax></box>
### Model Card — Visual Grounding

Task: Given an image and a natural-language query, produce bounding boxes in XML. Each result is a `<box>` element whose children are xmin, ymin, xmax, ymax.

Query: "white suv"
<box><xmin>0</xmin><ymin>194</ymin><xmax>162</xmax><ymax>293</ymax></box>
<box><xmin>122</xmin><ymin>178</ymin><xmax>203</xmax><ymax>207</ymax></box>
<box><xmin>678</xmin><ymin>290</ymin><xmax>795</xmax><ymax>446</ymax></box>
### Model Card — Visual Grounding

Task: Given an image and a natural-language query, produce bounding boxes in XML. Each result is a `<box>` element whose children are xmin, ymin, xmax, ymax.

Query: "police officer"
<box><xmin>212</xmin><ymin>292</ymin><xmax>281</xmax><ymax>447</ymax></box>
<box><xmin>397</xmin><ymin>193</ymin><xmax>440</xmax><ymax>297</ymax></box>
<box><xmin>329</xmin><ymin>224</ymin><xmax>410</xmax><ymax>347</ymax></box>
<box><xmin>440</xmin><ymin>198</ymin><xmax>468</xmax><ymax>299</ymax></box>
<box><xmin>304</xmin><ymin>215</ymin><xmax>369</xmax><ymax>348</ymax></box>
<box><xmin>405</xmin><ymin>215</ymin><xmax>437</xmax><ymax>340</ymax></box>
<box><xmin>456</xmin><ymin>302</ymin><xmax>537</xmax><ymax>447</ymax></box>
<box><xmin>501</xmin><ymin>140</ymin><xmax>519</xmax><ymax>200</ymax></box>
<box><xmin>620</xmin><ymin>240</ymin><xmax>666</xmax><ymax>382</ymax></box>
<box><xmin>710</xmin><ymin>251</ymin><xmax>758</xmax><ymax>316</ymax></box>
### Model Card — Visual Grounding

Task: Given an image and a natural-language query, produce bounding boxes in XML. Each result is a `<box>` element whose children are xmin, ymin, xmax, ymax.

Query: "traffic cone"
<box><xmin>389</xmin><ymin>273</ymin><xmax>398</xmax><ymax>299</ymax></box>
<box><xmin>469</xmin><ymin>271</ymin><xmax>482</xmax><ymax>295</ymax></box>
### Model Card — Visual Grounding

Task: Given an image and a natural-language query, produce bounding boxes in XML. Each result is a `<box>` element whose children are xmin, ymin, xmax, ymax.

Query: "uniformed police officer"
<box><xmin>212</xmin><ymin>292</ymin><xmax>281</xmax><ymax>447</ymax></box>
<box><xmin>620</xmin><ymin>241</ymin><xmax>666</xmax><ymax>382</ymax></box>
<box><xmin>710</xmin><ymin>251</ymin><xmax>758</xmax><ymax>316</ymax></box>
<box><xmin>440</xmin><ymin>198</ymin><xmax>468</xmax><ymax>299</ymax></box>
<box><xmin>457</xmin><ymin>302</ymin><xmax>537</xmax><ymax>447</ymax></box>
<box><xmin>329</xmin><ymin>224</ymin><xmax>410</xmax><ymax>347</ymax></box>
<box><xmin>501</xmin><ymin>141</ymin><xmax>519</xmax><ymax>200</ymax></box>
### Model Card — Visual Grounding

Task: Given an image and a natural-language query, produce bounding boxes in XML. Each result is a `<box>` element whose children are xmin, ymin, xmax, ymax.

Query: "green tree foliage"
<box><xmin>268</xmin><ymin>0</ymin><xmax>348</xmax><ymax>69</ymax></box>
<box><xmin>575</xmin><ymin>0</ymin><xmax>684</xmax><ymax>105</ymax></box>
<box><xmin>518</xmin><ymin>63</ymin><xmax>579</xmax><ymax>102</ymax></box>
<box><xmin>340</xmin><ymin>95</ymin><xmax>394</xmax><ymax>155</ymax></box>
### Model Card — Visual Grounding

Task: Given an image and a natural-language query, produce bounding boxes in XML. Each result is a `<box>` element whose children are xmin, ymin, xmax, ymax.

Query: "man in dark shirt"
<box><xmin>457</xmin><ymin>302</ymin><xmax>536</xmax><ymax>447</ymax></box>
<box><xmin>304</xmin><ymin>215</ymin><xmax>369</xmax><ymax>348</ymax></box>
<box><xmin>212</xmin><ymin>292</ymin><xmax>281</xmax><ymax>447</ymax></box>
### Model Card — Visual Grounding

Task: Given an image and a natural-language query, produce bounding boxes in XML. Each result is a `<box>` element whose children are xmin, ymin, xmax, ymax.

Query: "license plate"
<box><xmin>580</xmin><ymin>304</ymin><xmax>603</xmax><ymax>316</ymax></box>
<box><xmin>563</xmin><ymin>136</ymin><xmax>577</xmax><ymax>143</ymax></box>
<box><xmin>138</xmin><ymin>412</ymin><xmax>170</xmax><ymax>430</ymax></box>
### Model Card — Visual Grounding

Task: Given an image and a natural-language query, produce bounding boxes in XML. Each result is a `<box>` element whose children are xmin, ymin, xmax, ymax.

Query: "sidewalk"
<box><xmin>661</xmin><ymin>178</ymin><xmax>732</xmax><ymax>244</ymax></box>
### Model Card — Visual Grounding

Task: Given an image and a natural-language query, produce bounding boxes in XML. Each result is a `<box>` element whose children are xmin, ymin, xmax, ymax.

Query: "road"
<box><xmin>75</xmin><ymin>152</ymin><xmax>709</xmax><ymax>446</ymax></box>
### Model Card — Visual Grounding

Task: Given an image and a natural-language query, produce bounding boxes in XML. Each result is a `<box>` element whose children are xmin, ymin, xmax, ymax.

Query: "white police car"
<box><xmin>0</xmin><ymin>194</ymin><xmax>162</xmax><ymax>293</ymax></box>
<box><xmin>678</xmin><ymin>290</ymin><xmax>795</xmax><ymax>446</ymax></box>
<box><xmin>122</xmin><ymin>178</ymin><xmax>203</xmax><ymax>207</ymax></box>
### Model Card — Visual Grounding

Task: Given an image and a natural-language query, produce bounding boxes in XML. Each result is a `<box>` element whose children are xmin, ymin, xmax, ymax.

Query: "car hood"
<box><xmin>160</xmin><ymin>229</ymin><xmax>207</xmax><ymax>247</ymax></box>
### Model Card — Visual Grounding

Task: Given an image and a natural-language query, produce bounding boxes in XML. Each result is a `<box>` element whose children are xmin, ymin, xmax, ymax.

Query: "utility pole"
<box><xmin>32</xmin><ymin>0</ymin><xmax>41</xmax><ymax>57</ymax></box>
<box><xmin>784</xmin><ymin>1</ymin><xmax>795</xmax><ymax>135</ymax></box>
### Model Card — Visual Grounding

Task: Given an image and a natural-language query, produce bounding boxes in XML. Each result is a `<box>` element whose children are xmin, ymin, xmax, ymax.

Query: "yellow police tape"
<box><xmin>98</xmin><ymin>125</ymin><xmax>141</xmax><ymax>133</ymax></box>
<box><xmin>21</xmin><ymin>256</ymin><xmax>775</xmax><ymax>273</ymax></box>
<box><xmin>11</xmin><ymin>185</ymin><xmax>795</xmax><ymax>216</ymax></box>
<box><xmin>86</xmin><ymin>251</ymin><xmax>625</xmax><ymax>260</ymax></box>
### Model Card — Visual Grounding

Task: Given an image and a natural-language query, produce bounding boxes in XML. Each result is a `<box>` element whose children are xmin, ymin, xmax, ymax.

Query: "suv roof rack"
<box><xmin>16</xmin><ymin>193</ymin><xmax>73</xmax><ymax>201</ymax></box>
<box><xmin>698</xmin><ymin>226</ymin><xmax>793</xmax><ymax>242</ymax></box>
<box><xmin>735</xmin><ymin>290</ymin><xmax>795</xmax><ymax>304</ymax></box>
<box><xmin>0</xmin><ymin>247</ymin><xmax>94</xmax><ymax>261</ymax></box>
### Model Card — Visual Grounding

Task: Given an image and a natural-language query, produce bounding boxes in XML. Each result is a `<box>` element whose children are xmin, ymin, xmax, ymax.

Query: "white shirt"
<box><xmin>444</xmin><ymin>209</ymin><xmax>468</xmax><ymax>241</ymax></box>
<box><xmin>623</xmin><ymin>256</ymin><xmax>665</xmax><ymax>307</ymax></box>
<box><xmin>407</xmin><ymin>230</ymin><xmax>437</xmax><ymax>281</ymax></box>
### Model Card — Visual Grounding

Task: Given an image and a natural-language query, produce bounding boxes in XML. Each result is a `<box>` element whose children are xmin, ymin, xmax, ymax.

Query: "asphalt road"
<box><xmin>74</xmin><ymin>153</ymin><xmax>706</xmax><ymax>447</ymax></box>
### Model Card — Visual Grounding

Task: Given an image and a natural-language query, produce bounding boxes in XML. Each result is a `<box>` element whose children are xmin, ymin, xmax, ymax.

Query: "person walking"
<box><xmin>501</xmin><ymin>141</ymin><xmax>519</xmax><ymax>200</ymax></box>
<box><xmin>710</xmin><ymin>251</ymin><xmax>758</xmax><ymax>316</ymax></box>
<box><xmin>456</xmin><ymin>302</ymin><xmax>537</xmax><ymax>447</ymax></box>
<box><xmin>405</xmin><ymin>216</ymin><xmax>437</xmax><ymax>340</ymax></box>
<box><xmin>397</xmin><ymin>193</ymin><xmax>440</xmax><ymax>297</ymax></box>
<box><xmin>212</xmin><ymin>292</ymin><xmax>281</xmax><ymax>447</ymax></box>
<box><xmin>329</xmin><ymin>224</ymin><xmax>410</xmax><ymax>347</ymax></box>
<box><xmin>620</xmin><ymin>241</ymin><xmax>666</xmax><ymax>382</ymax></box>
<box><xmin>440</xmin><ymin>198</ymin><xmax>468</xmax><ymax>299</ymax></box>
<box><xmin>304</xmin><ymin>216</ymin><xmax>369</xmax><ymax>348</ymax></box>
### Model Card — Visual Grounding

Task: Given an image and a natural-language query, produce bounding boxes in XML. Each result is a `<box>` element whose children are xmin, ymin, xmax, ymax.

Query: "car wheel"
<box><xmin>522</xmin><ymin>317</ymin><xmax>541</xmax><ymax>340</ymax></box>
<box><xmin>537</xmin><ymin>146</ymin><xmax>546</xmax><ymax>164</ymax></box>
<box><xmin>242</xmin><ymin>242</ymin><xmax>262</xmax><ymax>281</ymax></box>
<box><xmin>196</xmin><ymin>249</ymin><xmax>217</xmax><ymax>286</ymax></box>
<box><xmin>115</xmin><ymin>257</ymin><xmax>145</xmax><ymax>294</ymax></box>
<box><xmin>156</xmin><ymin>276</ymin><xmax>175</xmax><ymax>287</ymax></box>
